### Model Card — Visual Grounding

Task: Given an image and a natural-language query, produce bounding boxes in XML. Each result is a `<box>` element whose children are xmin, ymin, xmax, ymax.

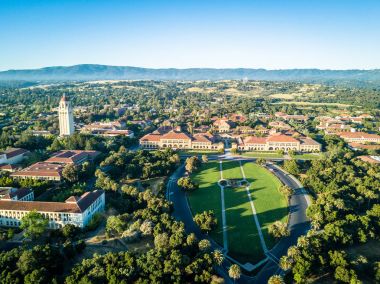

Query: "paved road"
<box><xmin>254</xmin><ymin>163</ymin><xmax>311</xmax><ymax>283</ymax></box>
<box><xmin>167</xmin><ymin>157</ymin><xmax>310</xmax><ymax>283</ymax></box>
<box><xmin>167</xmin><ymin>165</ymin><xmax>235</xmax><ymax>284</ymax></box>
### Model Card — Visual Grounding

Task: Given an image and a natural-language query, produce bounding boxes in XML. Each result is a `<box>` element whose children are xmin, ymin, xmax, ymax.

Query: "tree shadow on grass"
<box><xmin>223</xmin><ymin>206</ymin><xmax>292</xmax><ymax>264</ymax></box>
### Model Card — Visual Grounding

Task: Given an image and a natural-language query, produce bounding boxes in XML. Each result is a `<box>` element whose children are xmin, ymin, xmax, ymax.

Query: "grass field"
<box><xmin>188</xmin><ymin>160</ymin><xmax>288</xmax><ymax>264</ymax></box>
<box><xmin>237</xmin><ymin>151</ymin><xmax>284</xmax><ymax>158</ymax></box>
<box><xmin>188</xmin><ymin>161</ymin><xmax>223</xmax><ymax>244</ymax></box>
<box><xmin>242</xmin><ymin>162</ymin><xmax>288</xmax><ymax>249</ymax></box>
<box><xmin>221</xmin><ymin>160</ymin><xmax>243</xmax><ymax>180</ymax></box>
<box><xmin>224</xmin><ymin>185</ymin><xmax>264</xmax><ymax>263</ymax></box>
<box><xmin>292</xmin><ymin>153</ymin><xmax>323</xmax><ymax>160</ymax></box>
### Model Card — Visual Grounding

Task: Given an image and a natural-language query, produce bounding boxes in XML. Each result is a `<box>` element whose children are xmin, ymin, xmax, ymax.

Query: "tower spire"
<box><xmin>58</xmin><ymin>94</ymin><xmax>74</xmax><ymax>136</ymax></box>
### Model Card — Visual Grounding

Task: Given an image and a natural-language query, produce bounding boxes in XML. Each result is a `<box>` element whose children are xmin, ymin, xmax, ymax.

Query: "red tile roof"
<box><xmin>140</xmin><ymin>133</ymin><xmax>161</xmax><ymax>142</ymax></box>
<box><xmin>348</xmin><ymin>143</ymin><xmax>380</xmax><ymax>150</ymax></box>
<box><xmin>243</xmin><ymin>137</ymin><xmax>267</xmax><ymax>144</ymax></box>
<box><xmin>11</xmin><ymin>162</ymin><xmax>64</xmax><ymax>178</ymax></box>
<box><xmin>300</xmin><ymin>137</ymin><xmax>320</xmax><ymax>146</ymax></box>
<box><xmin>339</xmin><ymin>132</ymin><xmax>380</xmax><ymax>139</ymax></box>
<box><xmin>357</xmin><ymin>156</ymin><xmax>380</xmax><ymax>164</ymax></box>
<box><xmin>161</xmin><ymin>131</ymin><xmax>192</xmax><ymax>140</ymax></box>
<box><xmin>266</xmin><ymin>135</ymin><xmax>299</xmax><ymax>143</ymax></box>
<box><xmin>0</xmin><ymin>190</ymin><xmax>103</xmax><ymax>213</ymax></box>
<box><xmin>192</xmin><ymin>134</ymin><xmax>212</xmax><ymax>143</ymax></box>
<box><xmin>46</xmin><ymin>150</ymin><xmax>100</xmax><ymax>164</ymax></box>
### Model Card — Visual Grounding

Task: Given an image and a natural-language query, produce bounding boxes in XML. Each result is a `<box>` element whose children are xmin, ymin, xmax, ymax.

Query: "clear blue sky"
<box><xmin>1</xmin><ymin>0</ymin><xmax>380</xmax><ymax>70</ymax></box>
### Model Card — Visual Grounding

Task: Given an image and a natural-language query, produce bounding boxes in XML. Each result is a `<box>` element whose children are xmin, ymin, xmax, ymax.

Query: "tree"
<box><xmin>177</xmin><ymin>177</ymin><xmax>198</xmax><ymax>191</ymax></box>
<box><xmin>297</xmin><ymin>236</ymin><xmax>309</xmax><ymax>248</ymax></box>
<box><xmin>268</xmin><ymin>275</ymin><xmax>285</xmax><ymax>284</ymax></box>
<box><xmin>140</xmin><ymin>220</ymin><xmax>154</xmax><ymax>236</ymax></box>
<box><xmin>283</xmin><ymin>159</ymin><xmax>300</xmax><ymax>175</ymax></box>
<box><xmin>185</xmin><ymin>156</ymin><xmax>201</xmax><ymax>173</ymax></box>
<box><xmin>279</xmin><ymin>255</ymin><xmax>293</xmax><ymax>271</ymax></box>
<box><xmin>24</xmin><ymin>268</ymin><xmax>48</xmax><ymax>284</ymax></box>
<box><xmin>228</xmin><ymin>264</ymin><xmax>241</xmax><ymax>283</ymax></box>
<box><xmin>268</xmin><ymin>221</ymin><xmax>289</xmax><ymax>239</ymax></box>
<box><xmin>193</xmin><ymin>210</ymin><xmax>217</xmax><ymax>234</ymax></box>
<box><xmin>61</xmin><ymin>224</ymin><xmax>80</xmax><ymax>240</ymax></box>
<box><xmin>212</xmin><ymin>250</ymin><xmax>224</xmax><ymax>266</ymax></box>
<box><xmin>62</xmin><ymin>164</ymin><xmax>79</xmax><ymax>183</ymax></box>
<box><xmin>201</xmin><ymin>155</ymin><xmax>209</xmax><ymax>163</ymax></box>
<box><xmin>198</xmin><ymin>239</ymin><xmax>211</xmax><ymax>251</ymax></box>
<box><xmin>20</xmin><ymin>210</ymin><xmax>48</xmax><ymax>240</ymax></box>
<box><xmin>287</xmin><ymin>245</ymin><xmax>300</xmax><ymax>258</ymax></box>
<box><xmin>106</xmin><ymin>216</ymin><xmax>124</xmax><ymax>237</ymax></box>
<box><xmin>256</xmin><ymin>158</ymin><xmax>265</xmax><ymax>165</ymax></box>
<box><xmin>374</xmin><ymin>262</ymin><xmax>380</xmax><ymax>282</ymax></box>
<box><xmin>279</xmin><ymin>185</ymin><xmax>292</xmax><ymax>198</ymax></box>
<box><xmin>154</xmin><ymin>232</ymin><xmax>170</xmax><ymax>251</ymax></box>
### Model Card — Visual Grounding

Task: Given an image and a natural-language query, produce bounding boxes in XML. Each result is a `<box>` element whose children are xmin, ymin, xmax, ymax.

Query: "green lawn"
<box><xmin>221</xmin><ymin>160</ymin><xmax>243</xmax><ymax>180</ymax></box>
<box><xmin>188</xmin><ymin>160</ymin><xmax>288</xmax><ymax>264</ymax></box>
<box><xmin>237</xmin><ymin>151</ymin><xmax>284</xmax><ymax>158</ymax></box>
<box><xmin>292</xmin><ymin>153</ymin><xmax>323</xmax><ymax>160</ymax></box>
<box><xmin>188</xmin><ymin>161</ymin><xmax>223</xmax><ymax>244</ymax></box>
<box><xmin>242</xmin><ymin>162</ymin><xmax>288</xmax><ymax>249</ymax></box>
<box><xmin>224</xmin><ymin>185</ymin><xmax>264</xmax><ymax>263</ymax></box>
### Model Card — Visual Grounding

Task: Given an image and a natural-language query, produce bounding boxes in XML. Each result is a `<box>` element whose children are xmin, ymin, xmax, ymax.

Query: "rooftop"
<box><xmin>0</xmin><ymin>190</ymin><xmax>104</xmax><ymax>213</ymax></box>
<box><xmin>339</xmin><ymin>132</ymin><xmax>380</xmax><ymax>139</ymax></box>
<box><xmin>45</xmin><ymin>150</ymin><xmax>100</xmax><ymax>164</ymax></box>
<box><xmin>0</xmin><ymin>148</ymin><xmax>29</xmax><ymax>159</ymax></box>
<box><xmin>11</xmin><ymin>162</ymin><xmax>64</xmax><ymax>178</ymax></box>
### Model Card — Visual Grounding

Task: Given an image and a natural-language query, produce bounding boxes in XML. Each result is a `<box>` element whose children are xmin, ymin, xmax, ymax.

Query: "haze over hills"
<box><xmin>1</xmin><ymin>64</ymin><xmax>380</xmax><ymax>84</ymax></box>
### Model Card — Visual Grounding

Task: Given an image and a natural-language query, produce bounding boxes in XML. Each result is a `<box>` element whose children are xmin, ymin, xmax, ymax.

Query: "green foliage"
<box><xmin>193</xmin><ymin>210</ymin><xmax>217</xmax><ymax>234</ymax></box>
<box><xmin>177</xmin><ymin>177</ymin><xmax>198</xmax><ymax>191</ymax></box>
<box><xmin>268</xmin><ymin>221</ymin><xmax>290</xmax><ymax>239</ymax></box>
<box><xmin>279</xmin><ymin>185</ymin><xmax>293</xmax><ymax>198</ymax></box>
<box><xmin>51</xmin><ymin>182</ymin><xmax>86</xmax><ymax>202</ymax></box>
<box><xmin>185</xmin><ymin>156</ymin><xmax>201</xmax><ymax>173</ymax></box>
<box><xmin>228</xmin><ymin>264</ymin><xmax>241</xmax><ymax>281</ymax></box>
<box><xmin>62</xmin><ymin>164</ymin><xmax>80</xmax><ymax>183</ymax></box>
<box><xmin>20</xmin><ymin>210</ymin><xmax>48</xmax><ymax>239</ymax></box>
<box><xmin>283</xmin><ymin>159</ymin><xmax>300</xmax><ymax>175</ymax></box>
<box><xmin>0</xmin><ymin>245</ymin><xmax>64</xmax><ymax>283</ymax></box>
<box><xmin>106</xmin><ymin>215</ymin><xmax>125</xmax><ymax>238</ymax></box>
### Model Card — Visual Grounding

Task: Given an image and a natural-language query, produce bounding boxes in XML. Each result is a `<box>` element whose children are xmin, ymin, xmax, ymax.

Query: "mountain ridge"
<box><xmin>1</xmin><ymin>64</ymin><xmax>380</xmax><ymax>82</ymax></box>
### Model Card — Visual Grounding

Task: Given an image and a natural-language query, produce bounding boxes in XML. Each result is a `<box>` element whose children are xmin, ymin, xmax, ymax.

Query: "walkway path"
<box><xmin>218</xmin><ymin>161</ymin><xmax>229</xmax><ymax>251</ymax></box>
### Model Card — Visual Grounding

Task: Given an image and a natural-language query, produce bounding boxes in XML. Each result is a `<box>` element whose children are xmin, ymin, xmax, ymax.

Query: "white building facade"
<box><xmin>58</xmin><ymin>95</ymin><xmax>75</xmax><ymax>136</ymax></box>
<box><xmin>0</xmin><ymin>190</ymin><xmax>105</xmax><ymax>229</ymax></box>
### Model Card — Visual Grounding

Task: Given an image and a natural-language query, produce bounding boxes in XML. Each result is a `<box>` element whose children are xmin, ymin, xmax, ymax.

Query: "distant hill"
<box><xmin>1</xmin><ymin>64</ymin><xmax>380</xmax><ymax>84</ymax></box>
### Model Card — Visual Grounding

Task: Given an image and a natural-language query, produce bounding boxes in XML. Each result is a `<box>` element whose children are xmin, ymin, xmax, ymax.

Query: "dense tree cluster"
<box><xmin>69</xmin><ymin>182</ymin><xmax>221</xmax><ymax>283</ymax></box>
<box><xmin>99</xmin><ymin>147</ymin><xmax>180</xmax><ymax>181</ymax></box>
<box><xmin>284</xmin><ymin>139</ymin><xmax>380</xmax><ymax>283</ymax></box>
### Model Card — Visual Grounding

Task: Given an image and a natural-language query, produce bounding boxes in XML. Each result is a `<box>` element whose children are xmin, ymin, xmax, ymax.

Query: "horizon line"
<box><xmin>1</xmin><ymin>64</ymin><xmax>380</xmax><ymax>72</ymax></box>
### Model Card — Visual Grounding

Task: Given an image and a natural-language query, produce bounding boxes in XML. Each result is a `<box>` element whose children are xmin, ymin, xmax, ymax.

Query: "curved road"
<box><xmin>167</xmin><ymin>156</ymin><xmax>310</xmax><ymax>283</ymax></box>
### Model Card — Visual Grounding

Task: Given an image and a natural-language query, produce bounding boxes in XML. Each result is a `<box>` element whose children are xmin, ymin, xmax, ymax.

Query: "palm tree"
<box><xmin>228</xmin><ymin>264</ymin><xmax>241</xmax><ymax>283</ymax></box>
<box><xmin>297</xmin><ymin>236</ymin><xmax>309</xmax><ymax>248</ymax></box>
<box><xmin>287</xmin><ymin>245</ymin><xmax>300</xmax><ymax>258</ymax></box>
<box><xmin>279</xmin><ymin>255</ymin><xmax>293</xmax><ymax>271</ymax></box>
<box><xmin>268</xmin><ymin>275</ymin><xmax>285</xmax><ymax>284</ymax></box>
<box><xmin>212</xmin><ymin>250</ymin><xmax>224</xmax><ymax>266</ymax></box>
